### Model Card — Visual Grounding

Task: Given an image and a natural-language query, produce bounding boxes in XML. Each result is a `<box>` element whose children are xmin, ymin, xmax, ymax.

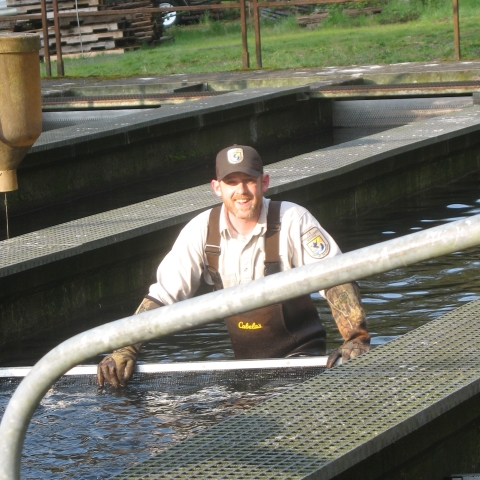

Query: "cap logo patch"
<box><xmin>302</xmin><ymin>227</ymin><xmax>330</xmax><ymax>259</ymax></box>
<box><xmin>227</xmin><ymin>148</ymin><xmax>244</xmax><ymax>164</ymax></box>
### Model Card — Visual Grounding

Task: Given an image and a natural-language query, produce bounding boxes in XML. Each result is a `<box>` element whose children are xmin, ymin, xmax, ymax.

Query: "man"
<box><xmin>98</xmin><ymin>145</ymin><xmax>370</xmax><ymax>387</ymax></box>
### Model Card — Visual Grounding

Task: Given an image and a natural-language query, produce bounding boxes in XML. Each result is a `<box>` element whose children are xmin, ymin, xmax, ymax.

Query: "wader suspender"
<box><xmin>205</xmin><ymin>201</ymin><xmax>282</xmax><ymax>290</ymax></box>
<box><xmin>205</xmin><ymin>201</ymin><xmax>326</xmax><ymax>359</ymax></box>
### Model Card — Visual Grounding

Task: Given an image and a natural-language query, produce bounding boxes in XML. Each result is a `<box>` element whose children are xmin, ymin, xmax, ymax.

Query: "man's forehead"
<box><xmin>221</xmin><ymin>172</ymin><xmax>260</xmax><ymax>182</ymax></box>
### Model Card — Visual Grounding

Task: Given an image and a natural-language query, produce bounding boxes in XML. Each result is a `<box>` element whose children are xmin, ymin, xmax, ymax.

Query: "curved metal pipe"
<box><xmin>0</xmin><ymin>33</ymin><xmax>42</xmax><ymax>192</ymax></box>
<box><xmin>1</xmin><ymin>213</ymin><xmax>480</xmax><ymax>478</ymax></box>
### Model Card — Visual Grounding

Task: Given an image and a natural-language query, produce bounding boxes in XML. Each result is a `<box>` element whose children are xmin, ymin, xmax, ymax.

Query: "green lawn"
<box><xmin>44</xmin><ymin>0</ymin><xmax>480</xmax><ymax>78</ymax></box>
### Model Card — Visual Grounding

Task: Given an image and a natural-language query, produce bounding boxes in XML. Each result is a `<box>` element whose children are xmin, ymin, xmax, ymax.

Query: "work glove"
<box><xmin>324</xmin><ymin>282</ymin><xmax>371</xmax><ymax>369</ymax></box>
<box><xmin>97</xmin><ymin>344</ymin><xmax>141</xmax><ymax>388</ymax></box>
<box><xmin>97</xmin><ymin>297</ymin><xmax>162</xmax><ymax>387</ymax></box>
<box><xmin>326</xmin><ymin>339</ymin><xmax>370</xmax><ymax>368</ymax></box>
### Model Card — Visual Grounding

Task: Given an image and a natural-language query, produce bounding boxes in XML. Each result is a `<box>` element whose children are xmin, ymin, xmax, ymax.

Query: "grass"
<box><xmin>42</xmin><ymin>0</ymin><xmax>480</xmax><ymax>78</ymax></box>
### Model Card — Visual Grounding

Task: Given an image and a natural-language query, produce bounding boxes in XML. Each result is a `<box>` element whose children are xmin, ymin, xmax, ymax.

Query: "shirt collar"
<box><xmin>220</xmin><ymin>198</ymin><xmax>270</xmax><ymax>240</ymax></box>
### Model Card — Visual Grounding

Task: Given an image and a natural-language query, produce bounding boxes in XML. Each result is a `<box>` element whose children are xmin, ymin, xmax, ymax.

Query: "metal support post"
<box><xmin>52</xmin><ymin>0</ymin><xmax>64</xmax><ymax>76</ymax></box>
<box><xmin>252</xmin><ymin>0</ymin><xmax>262</xmax><ymax>68</ymax></box>
<box><xmin>453</xmin><ymin>0</ymin><xmax>460</xmax><ymax>60</ymax></box>
<box><xmin>239</xmin><ymin>0</ymin><xmax>249</xmax><ymax>68</ymax></box>
<box><xmin>40</xmin><ymin>0</ymin><xmax>51</xmax><ymax>77</ymax></box>
<box><xmin>1</xmin><ymin>213</ymin><xmax>480</xmax><ymax>479</ymax></box>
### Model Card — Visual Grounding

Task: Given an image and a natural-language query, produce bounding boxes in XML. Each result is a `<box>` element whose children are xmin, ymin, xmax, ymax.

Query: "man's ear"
<box><xmin>262</xmin><ymin>173</ymin><xmax>270</xmax><ymax>193</ymax></box>
<box><xmin>211</xmin><ymin>179</ymin><xmax>222</xmax><ymax>198</ymax></box>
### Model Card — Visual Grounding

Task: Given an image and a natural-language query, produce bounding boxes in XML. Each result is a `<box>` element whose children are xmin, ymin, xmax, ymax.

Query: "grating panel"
<box><xmin>41</xmin><ymin>92</ymin><xmax>228</xmax><ymax>113</ymax></box>
<box><xmin>33</xmin><ymin>86</ymin><xmax>308</xmax><ymax>152</ymax></box>
<box><xmin>333</xmin><ymin>97</ymin><xmax>472</xmax><ymax>127</ymax></box>
<box><xmin>0</xmin><ymin>367</ymin><xmax>326</xmax><ymax>394</ymax></box>
<box><xmin>110</xmin><ymin>299</ymin><xmax>480</xmax><ymax>479</ymax></box>
<box><xmin>42</xmin><ymin>92</ymin><xmax>225</xmax><ymax>104</ymax></box>
<box><xmin>312</xmin><ymin>80</ymin><xmax>480</xmax><ymax>93</ymax></box>
<box><xmin>265</xmin><ymin>105</ymin><xmax>480</xmax><ymax>197</ymax></box>
<box><xmin>1</xmin><ymin>105</ymin><xmax>479</xmax><ymax>277</ymax></box>
<box><xmin>41</xmin><ymin>110</ymin><xmax>153</xmax><ymax>132</ymax></box>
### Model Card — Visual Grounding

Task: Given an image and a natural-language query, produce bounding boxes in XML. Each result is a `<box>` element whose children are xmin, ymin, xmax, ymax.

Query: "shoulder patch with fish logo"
<box><xmin>302</xmin><ymin>227</ymin><xmax>330</xmax><ymax>259</ymax></box>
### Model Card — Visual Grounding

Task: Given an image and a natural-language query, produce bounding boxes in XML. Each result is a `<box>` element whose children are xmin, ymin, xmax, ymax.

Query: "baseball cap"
<box><xmin>216</xmin><ymin>145</ymin><xmax>263</xmax><ymax>181</ymax></box>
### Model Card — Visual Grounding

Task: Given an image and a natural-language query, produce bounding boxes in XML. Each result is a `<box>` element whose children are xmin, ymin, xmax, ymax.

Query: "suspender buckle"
<box><xmin>205</xmin><ymin>244</ymin><xmax>221</xmax><ymax>256</ymax></box>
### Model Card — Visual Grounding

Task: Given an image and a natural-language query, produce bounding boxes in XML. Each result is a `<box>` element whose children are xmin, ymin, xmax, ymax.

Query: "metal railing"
<box><xmin>5</xmin><ymin>0</ymin><xmax>464</xmax><ymax>76</ymax></box>
<box><xmin>0</xmin><ymin>213</ymin><xmax>480</xmax><ymax>478</ymax></box>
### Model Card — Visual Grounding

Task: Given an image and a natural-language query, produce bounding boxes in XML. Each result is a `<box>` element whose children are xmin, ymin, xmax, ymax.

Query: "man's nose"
<box><xmin>236</xmin><ymin>181</ymin><xmax>248</xmax><ymax>194</ymax></box>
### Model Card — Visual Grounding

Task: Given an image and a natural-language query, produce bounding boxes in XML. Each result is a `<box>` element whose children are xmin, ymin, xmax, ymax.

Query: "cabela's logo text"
<box><xmin>238</xmin><ymin>321</ymin><xmax>262</xmax><ymax>330</ymax></box>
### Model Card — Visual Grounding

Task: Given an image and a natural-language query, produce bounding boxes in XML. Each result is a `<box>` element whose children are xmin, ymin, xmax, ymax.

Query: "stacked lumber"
<box><xmin>297</xmin><ymin>6</ymin><xmax>381</xmax><ymax>27</ymax></box>
<box><xmin>296</xmin><ymin>10</ymin><xmax>327</xmax><ymax>26</ymax></box>
<box><xmin>99</xmin><ymin>0</ymin><xmax>158</xmax><ymax>45</ymax></box>
<box><xmin>0</xmin><ymin>18</ymin><xmax>17</xmax><ymax>30</ymax></box>
<box><xmin>9</xmin><ymin>0</ymin><xmax>99</xmax><ymax>15</ymax></box>
<box><xmin>258</xmin><ymin>3</ymin><xmax>309</xmax><ymax>21</ymax></box>
<box><xmin>343</xmin><ymin>6</ymin><xmax>382</xmax><ymax>16</ymax></box>
<box><xmin>1</xmin><ymin>0</ymin><xmax>161</xmax><ymax>56</ymax></box>
<box><xmin>39</xmin><ymin>21</ymin><xmax>122</xmax><ymax>56</ymax></box>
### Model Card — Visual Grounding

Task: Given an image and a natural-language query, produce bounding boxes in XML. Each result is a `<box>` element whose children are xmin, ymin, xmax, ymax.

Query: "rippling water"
<box><xmin>1</xmin><ymin>169</ymin><xmax>479</xmax><ymax>479</ymax></box>
<box><xmin>330</xmin><ymin>171</ymin><xmax>480</xmax><ymax>342</ymax></box>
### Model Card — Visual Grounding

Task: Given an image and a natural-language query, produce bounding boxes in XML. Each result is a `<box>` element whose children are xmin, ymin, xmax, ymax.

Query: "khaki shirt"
<box><xmin>148</xmin><ymin>198</ymin><xmax>341</xmax><ymax>305</ymax></box>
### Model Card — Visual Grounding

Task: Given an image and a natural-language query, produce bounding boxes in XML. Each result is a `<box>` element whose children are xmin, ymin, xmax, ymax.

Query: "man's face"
<box><xmin>211</xmin><ymin>172</ymin><xmax>270</xmax><ymax>221</ymax></box>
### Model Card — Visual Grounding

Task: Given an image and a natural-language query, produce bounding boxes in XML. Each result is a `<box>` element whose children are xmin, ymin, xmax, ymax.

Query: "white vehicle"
<box><xmin>155</xmin><ymin>0</ymin><xmax>221</xmax><ymax>28</ymax></box>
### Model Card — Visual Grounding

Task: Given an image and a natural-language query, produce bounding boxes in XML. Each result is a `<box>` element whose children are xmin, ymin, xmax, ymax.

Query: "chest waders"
<box><xmin>205</xmin><ymin>201</ymin><xmax>326</xmax><ymax>359</ymax></box>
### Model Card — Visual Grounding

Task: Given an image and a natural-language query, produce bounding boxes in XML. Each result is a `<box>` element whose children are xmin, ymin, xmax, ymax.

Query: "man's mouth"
<box><xmin>234</xmin><ymin>197</ymin><xmax>252</xmax><ymax>205</ymax></box>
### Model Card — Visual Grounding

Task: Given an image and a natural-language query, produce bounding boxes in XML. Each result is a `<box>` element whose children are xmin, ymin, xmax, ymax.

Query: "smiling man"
<box><xmin>98</xmin><ymin>145</ymin><xmax>371</xmax><ymax>387</ymax></box>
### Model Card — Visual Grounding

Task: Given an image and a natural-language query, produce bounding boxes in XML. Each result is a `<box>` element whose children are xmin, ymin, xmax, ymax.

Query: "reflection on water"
<box><xmin>0</xmin><ymin>167</ymin><xmax>479</xmax><ymax>478</ymax></box>
<box><xmin>325</xmin><ymin>171</ymin><xmax>480</xmax><ymax>343</ymax></box>
<box><xmin>4</xmin><ymin>384</ymin><xmax>245</xmax><ymax>479</ymax></box>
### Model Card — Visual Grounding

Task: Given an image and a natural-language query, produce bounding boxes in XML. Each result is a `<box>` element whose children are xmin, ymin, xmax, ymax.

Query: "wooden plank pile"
<box><xmin>258</xmin><ymin>3</ymin><xmax>309</xmax><ymax>21</ymax></box>
<box><xmin>296</xmin><ymin>11</ymin><xmax>327</xmax><ymax>26</ymax></box>
<box><xmin>343</xmin><ymin>6</ymin><xmax>382</xmax><ymax>17</ymax></box>
<box><xmin>0</xmin><ymin>17</ymin><xmax>17</xmax><ymax>30</ymax></box>
<box><xmin>99</xmin><ymin>0</ymin><xmax>160</xmax><ymax>45</ymax></box>
<box><xmin>297</xmin><ymin>6</ymin><xmax>381</xmax><ymax>27</ymax></box>
<box><xmin>1</xmin><ymin>0</ymin><xmax>162</xmax><ymax>57</ymax></box>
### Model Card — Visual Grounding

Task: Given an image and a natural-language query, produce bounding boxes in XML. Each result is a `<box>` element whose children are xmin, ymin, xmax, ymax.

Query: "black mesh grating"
<box><xmin>109</xmin><ymin>299</ymin><xmax>480</xmax><ymax>479</ymax></box>
<box><xmin>0</xmin><ymin>366</ymin><xmax>326</xmax><ymax>393</ymax></box>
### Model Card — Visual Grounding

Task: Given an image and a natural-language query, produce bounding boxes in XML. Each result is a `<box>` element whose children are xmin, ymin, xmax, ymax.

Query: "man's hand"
<box><xmin>326</xmin><ymin>339</ymin><xmax>370</xmax><ymax>368</ymax></box>
<box><xmin>97</xmin><ymin>297</ymin><xmax>162</xmax><ymax>388</ymax></box>
<box><xmin>97</xmin><ymin>345</ymin><xmax>139</xmax><ymax>387</ymax></box>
